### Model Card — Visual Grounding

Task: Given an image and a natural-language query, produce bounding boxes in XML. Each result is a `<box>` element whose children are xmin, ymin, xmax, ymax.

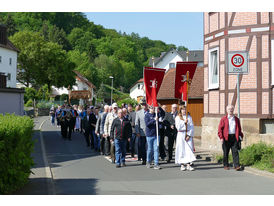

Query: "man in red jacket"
<box><xmin>218</xmin><ymin>105</ymin><xmax>243</xmax><ymax>171</ymax></box>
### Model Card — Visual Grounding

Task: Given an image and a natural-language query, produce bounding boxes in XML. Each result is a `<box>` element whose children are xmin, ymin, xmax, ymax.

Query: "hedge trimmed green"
<box><xmin>215</xmin><ymin>142</ymin><xmax>274</xmax><ymax>173</ymax></box>
<box><xmin>0</xmin><ymin>114</ymin><xmax>34</xmax><ymax>194</ymax></box>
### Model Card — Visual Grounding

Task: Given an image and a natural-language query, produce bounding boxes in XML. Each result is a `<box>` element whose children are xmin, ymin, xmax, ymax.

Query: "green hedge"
<box><xmin>0</xmin><ymin>114</ymin><xmax>34</xmax><ymax>194</ymax></box>
<box><xmin>215</xmin><ymin>142</ymin><xmax>274</xmax><ymax>173</ymax></box>
<box><xmin>239</xmin><ymin>142</ymin><xmax>274</xmax><ymax>173</ymax></box>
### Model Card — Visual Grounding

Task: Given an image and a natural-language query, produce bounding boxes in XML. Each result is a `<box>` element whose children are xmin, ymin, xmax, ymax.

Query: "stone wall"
<box><xmin>201</xmin><ymin>117</ymin><xmax>274</xmax><ymax>152</ymax></box>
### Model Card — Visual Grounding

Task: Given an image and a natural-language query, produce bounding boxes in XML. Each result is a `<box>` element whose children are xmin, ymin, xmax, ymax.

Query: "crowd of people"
<box><xmin>49</xmin><ymin>100</ymin><xmax>243</xmax><ymax>172</ymax></box>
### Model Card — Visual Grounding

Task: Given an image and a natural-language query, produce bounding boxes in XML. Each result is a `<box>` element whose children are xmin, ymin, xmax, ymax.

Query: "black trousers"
<box><xmin>104</xmin><ymin>136</ymin><xmax>110</xmax><ymax>155</ymax></box>
<box><xmin>138</xmin><ymin>136</ymin><xmax>147</xmax><ymax>162</ymax></box>
<box><xmin>60</xmin><ymin>121</ymin><xmax>67</xmax><ymax>138</ymax></box>
<box><xmin>159</xmin><ymin>128</ymin><xmax>166</xmax><ymax>159</ymax></box>
<box><xmin>84</xmin><ymin>127</ymin><xmax>92</xmax><ymax>147</ymax></box>
<box><xmin>100</xmin><ymin>134</ymin><xmax>105</xmax><ymax>154</ymax></box>
<box><xmin>222</xmin><ymin>134</ymin><xmax>240</xmax><ymax>167</ymax></box>
<box><xmin>164</xmin><ymin>129</ymin><xmax>175</xmax><ymax>161</ymax></box>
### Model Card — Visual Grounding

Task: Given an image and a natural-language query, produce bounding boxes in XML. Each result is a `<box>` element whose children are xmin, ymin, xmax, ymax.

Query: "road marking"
<box><xmin>39</xmin><ymin>118</ymin><xmax>56</xmax><ymax>195</ymax></box>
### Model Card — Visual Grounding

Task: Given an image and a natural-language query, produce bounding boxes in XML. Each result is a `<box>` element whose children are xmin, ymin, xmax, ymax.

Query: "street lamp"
<box><xmin>109</xmin><ymin>76</ymin><xmax>114</xmax><ymax>105</ymax></box>
<box><xmin>152</xmin><ymin>56</ymin><xmax>155</xmax><ymax>67</ymax></box>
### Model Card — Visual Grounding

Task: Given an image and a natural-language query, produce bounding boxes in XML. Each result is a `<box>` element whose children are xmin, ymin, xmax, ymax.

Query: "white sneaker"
<box><xmin>187</xmin><ymin>164</ymin><xmax>195</xmax><ymax>171</ymax></box>
<box><xmin>180</xmin><ymin>165</ymin><xmax>186</xmax><ymax>171</ymax></box>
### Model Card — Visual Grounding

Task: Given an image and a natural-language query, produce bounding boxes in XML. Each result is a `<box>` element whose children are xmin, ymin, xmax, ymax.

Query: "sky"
<box><xmin>85</xmin><ymin>12</ymin><xmax>204</xmax><ymax>51</ymax></box>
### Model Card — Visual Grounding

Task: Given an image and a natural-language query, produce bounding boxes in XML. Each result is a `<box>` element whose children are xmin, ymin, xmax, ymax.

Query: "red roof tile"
<box><xmin>157</xmin><ymin>66</ymin><xmax>204</xmax><ymax>100</ymax></box>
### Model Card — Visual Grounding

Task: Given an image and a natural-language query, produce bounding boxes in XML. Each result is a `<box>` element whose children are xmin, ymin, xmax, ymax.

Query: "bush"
<box><xmin>117</xmin><ymin>97</ymin><xmax>138</xmax><ymax>108</ymax></box>
<box><xmin>215</xmin><ymin>142</ymin><xmax>274</xmax><ymax>173</ymax></box>
<box><xmin>239</xmin><ymin>142</ymin><xmax>273</xmax><ymax>166</ymax></box>
<box><xmin>0</xmin><ymin>114</ymin><xmax>34</xmax><ymax>194</ymax></box>
<box><xmin>25</xmin><ymin>99</ymin><xmax>33</xmax><ymax>107</ymax></box>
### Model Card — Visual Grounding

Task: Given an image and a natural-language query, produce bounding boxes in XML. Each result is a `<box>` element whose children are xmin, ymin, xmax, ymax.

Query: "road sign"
<box><xmin>227</xmin><ymin>51</ymin><xmax>249</xmax><ymax>74</ymax></box>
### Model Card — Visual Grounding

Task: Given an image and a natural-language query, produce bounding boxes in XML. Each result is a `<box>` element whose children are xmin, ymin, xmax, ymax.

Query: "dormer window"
<box><xmin>169</xmin><ymin>63</ymin><xmax>175</xmax><ymax>69</ymax></box>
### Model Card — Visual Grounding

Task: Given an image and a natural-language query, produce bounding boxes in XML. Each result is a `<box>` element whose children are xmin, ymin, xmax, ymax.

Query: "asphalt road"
<box><xmin>17</xmin><ymin>117</ymin><xmax>274</xmax><ymax>195</ymax></box>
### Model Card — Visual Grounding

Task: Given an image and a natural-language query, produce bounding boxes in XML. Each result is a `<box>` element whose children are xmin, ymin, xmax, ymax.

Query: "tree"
<box><xmin>0</xmin><ymin>13</ymin><xmax>18</xmax><ymax>36</ymax></box>
<box><xmin>41</xmin><ymin>21</ymin><xmax>71</xmax><ymax>51</ymax></box>
<box><xmin>178</xmin><ymin>45</ymin><xmax>188</xmax><ymax>51</ymax></box>
<box><xmin>10</xmin><ymin>31</ymin><xmax>75</xmax><ymax>90</ymax></box>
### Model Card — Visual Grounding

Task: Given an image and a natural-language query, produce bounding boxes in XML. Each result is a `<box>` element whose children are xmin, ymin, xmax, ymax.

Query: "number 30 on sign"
<box><xmin>227</xmin><ymin>51</ymin><xmax>249</xmax><ymax>74</ymax></box>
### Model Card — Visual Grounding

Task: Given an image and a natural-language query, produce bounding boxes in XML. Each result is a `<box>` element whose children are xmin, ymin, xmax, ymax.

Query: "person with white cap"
<box><xmin>104</xmin><ymin>102</ymin><xmax>118</xmax><ymax>163</ymax></box>
<box><xmin>135</xmin><ymin>98</ymin><xmax>148</xmax><ymax>165</ymax></box>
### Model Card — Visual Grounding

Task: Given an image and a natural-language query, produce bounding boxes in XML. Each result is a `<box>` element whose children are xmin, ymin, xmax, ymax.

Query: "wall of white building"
<box><xmin>155</xmin><ymin>52</ymin><xmax>183</xmax><ymax>71</ymax></box>
<box><xmin>0</xmin><ymin>47</ymin><xmax>17</xmax><ymax>88</ymax></box>
<box><xmin>130</xmin><ymin>82</ymin><xmax>145</xmax><ymax>100</ymax></box>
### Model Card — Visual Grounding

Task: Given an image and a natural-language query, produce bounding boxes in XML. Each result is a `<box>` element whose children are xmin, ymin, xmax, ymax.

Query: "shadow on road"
<box><xmin>54</xmin><ymin>178</ymin><xmax>98</xmax><ymax>195</ymax></box>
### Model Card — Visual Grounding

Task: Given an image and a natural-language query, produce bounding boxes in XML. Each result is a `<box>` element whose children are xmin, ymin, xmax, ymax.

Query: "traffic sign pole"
<box><xmin>237</xmin><ymin>73</ymin><xmax>240</xmax><ymax>118</ymax></box>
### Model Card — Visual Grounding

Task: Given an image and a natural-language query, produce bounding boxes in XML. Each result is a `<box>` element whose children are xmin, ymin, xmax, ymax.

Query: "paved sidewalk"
<box><xmin>14</xmin><ymin>116</ymin><xmax>52</xmax><ymax>195</ymax></box>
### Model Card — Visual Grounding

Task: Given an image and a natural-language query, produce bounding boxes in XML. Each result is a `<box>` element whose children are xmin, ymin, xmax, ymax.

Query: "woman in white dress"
<box><xmin>75</xmin><ymin>105</ymin><xmax>81</xmax><ymax>132</ymax></box>
<box><xmin>175</xmin><ymin>105</ymin><xmax>196</xmax><ymax>171</ymax></box>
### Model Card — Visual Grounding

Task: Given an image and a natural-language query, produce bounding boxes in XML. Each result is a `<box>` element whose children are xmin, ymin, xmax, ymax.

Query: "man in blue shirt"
<box><xmin>144</xmin><ymin>105</ymin><xmax>165</xmax><ymax>170</ymax></box>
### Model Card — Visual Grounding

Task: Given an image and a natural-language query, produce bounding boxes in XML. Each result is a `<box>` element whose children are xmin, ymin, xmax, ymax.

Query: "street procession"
<box><xmin>0</xmin><ymin>10</ymin><xmax>274</xmax><ymax>197</ymax></box>
<box><xmin>51</xmin><ymin>62</ymin><xmax>243</xmax><ymax>172</ymax></box>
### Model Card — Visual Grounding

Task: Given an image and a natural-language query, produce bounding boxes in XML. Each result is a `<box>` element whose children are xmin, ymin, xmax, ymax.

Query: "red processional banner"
<box><xmin>144</xmin><ymin>67</ymin><xmax>166</xmax><ymax>107</ymax></box>
<box><xmin>174</xmin><ymin>62</ymin><xmax>198</xmax><ymax>101</ymax></box>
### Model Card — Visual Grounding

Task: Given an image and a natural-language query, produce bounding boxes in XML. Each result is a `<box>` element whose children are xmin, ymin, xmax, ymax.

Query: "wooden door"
<box><xmin>188</xmin><ymin>99</ymin><xmax>203</xmax><ymax>126</ymax></box>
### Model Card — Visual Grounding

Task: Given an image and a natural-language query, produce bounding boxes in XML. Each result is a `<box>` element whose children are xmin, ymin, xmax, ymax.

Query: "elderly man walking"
<box><xmin>96</xmin><ymin>105</ymin><xmax>109</xmax><ymax>155</ymax></box>
<box><xmin>218</xmin><ymin>105</ymin><xmax>243</xmax><ymax>171</ymax></box>
<box><xmin>104</xmin><ymin>103</ymin><xmax>118</xmax><ymax>163</ymax></box>
<box><xmin>110</xmin><ymin>109</ymin><xmax>132</xmax><ymax>168</ymax></box>
<box><xmin>135</xmin><ymin>99</ymin><xmax>148</xmax><ymax>165</ymax></box>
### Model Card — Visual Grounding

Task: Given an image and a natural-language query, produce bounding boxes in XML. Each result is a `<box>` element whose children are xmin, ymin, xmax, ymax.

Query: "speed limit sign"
<box><xmin>227</xmin><ymin>51</ymin><xmax>249</xmax><ymax>74</ymax></box>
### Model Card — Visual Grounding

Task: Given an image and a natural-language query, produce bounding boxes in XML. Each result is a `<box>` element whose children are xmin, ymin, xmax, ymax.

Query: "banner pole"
<box><xmin>185</xmin><ymin>71</ymin><xmax>189</xmax><ymax>139</ymax></box>
<box><xmin>156</xmin><ymin>106</ymin><xmax>159</xmax><ymax>147</ymax></box>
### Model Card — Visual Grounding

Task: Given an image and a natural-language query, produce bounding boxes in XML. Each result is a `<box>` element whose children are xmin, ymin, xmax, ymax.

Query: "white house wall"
<box><xmin>155</xmin><ymin>52</ymin><xmax>183</xmax><ymax>71</ymax></box>
<box><xmin>130</xmin><ymin>83</ymin><xmax>145</xmax><ymax>100</ymax></box>
<box><xmin>0</xmin><ymin>47</ymin><xmax>17</xmax><ymax>88</ymax></box>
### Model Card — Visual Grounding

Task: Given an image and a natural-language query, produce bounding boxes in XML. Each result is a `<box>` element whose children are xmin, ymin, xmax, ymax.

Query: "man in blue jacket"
<box><xmin>144</xmin><ymin>105</ymin><xmax>165</xmax><ymax>170</ymax></box>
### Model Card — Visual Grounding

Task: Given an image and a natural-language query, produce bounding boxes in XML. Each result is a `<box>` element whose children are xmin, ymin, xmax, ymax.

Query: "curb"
<box><xmin>244</xmin><ymin>166</ymin><xmax>274</xmax><ymax>179</ymax></box>
<box><xmin>194</xmin><ymin>146</ymin><xmax>274</xmax><ymax>179</ymax></box>
<box><xmin>39</xmin><ymin>119</ymin><xmax>56</xmax><ymax>195</ymax></box>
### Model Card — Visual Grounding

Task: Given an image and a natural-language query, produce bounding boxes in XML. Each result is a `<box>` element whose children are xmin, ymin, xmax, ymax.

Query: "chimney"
<box><xmin>0</xmin><ymin>24</ymin><xmax>8</xmax><ymax>45</ymax></box>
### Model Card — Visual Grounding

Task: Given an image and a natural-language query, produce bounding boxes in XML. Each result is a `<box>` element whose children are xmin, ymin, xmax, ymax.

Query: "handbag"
<box><xmin>237</xmin><ymin>136</ymin><xmax>242</xmax><ymax>150</ymax></box>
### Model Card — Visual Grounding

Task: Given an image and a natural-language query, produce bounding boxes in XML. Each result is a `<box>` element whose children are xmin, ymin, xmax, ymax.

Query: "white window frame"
<box><xmin>208</xmin><ymin>47</ymin><xmax>219</xmax><ymax>89</ymax></box>
<box><xmin>271</xmin><ymin>39</ymin><xmax>274</xmax><ymax>85</ymax></box>
<box><xmin>169</xmin><ymin>62</ymin><xmax>175</xmax><ymax>69</ymax></box>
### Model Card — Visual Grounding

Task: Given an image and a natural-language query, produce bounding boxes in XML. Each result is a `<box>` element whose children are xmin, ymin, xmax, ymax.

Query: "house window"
<box><xmin>271</xmin><ymin>39</ymin><xmax>274</xmax><ymax>85</ymax></box>
<box><xmin>9</xmin><ymin>58</ymin><xmax>12</xmax><ymax>65</ymax></box>
<box><xmin>169</xmin><ymin>63</ymin><xmax>175</xmax><ymax>69</ymax></box>
<box><xmin>0</xmin><ymin>56</ymin><xmax>2</xmax><ymax>63</ymax></box>
<box><xmin>138</xmin><ymin>84</ymin><xmax>140</xmax><ymax>89</ymax></box>
<box><xmin>208</xmin><ymin>47</ymin><xmax>219</xmax><ymax>89</ymax></box>
<box><xmin>7</xmin><ymin>73</ymin><xmax>11</xmax><ymax>81</ymax></box>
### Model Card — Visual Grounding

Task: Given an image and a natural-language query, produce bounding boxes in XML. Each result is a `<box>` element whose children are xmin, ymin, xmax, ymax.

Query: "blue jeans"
<box><xmin>146</xmin><ymin>136</ymin><xmax>159</xmax><ymax>165</ymax></box>
<box><xmin>114</xmin><ymin>139</ymin><xmax>126</xmax><ymax>165</ymax></box>
<box><xmin>91</xmin><ymin>130</ymin><xmax>100</xmax><ymax>150</ymax></box>
<box><xmin>51</xmin><ymin>115</ymin><xmax>55</xmax><ymax>124</ymax></box>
